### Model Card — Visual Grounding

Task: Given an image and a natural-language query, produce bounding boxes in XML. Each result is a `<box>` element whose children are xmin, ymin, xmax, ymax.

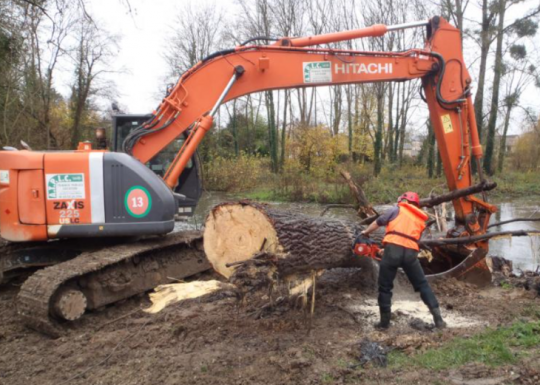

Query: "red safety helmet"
<box><xmin>398</xmin><ymin>191</ymin><xmax>420</xmax><ymax>206</ymax></box>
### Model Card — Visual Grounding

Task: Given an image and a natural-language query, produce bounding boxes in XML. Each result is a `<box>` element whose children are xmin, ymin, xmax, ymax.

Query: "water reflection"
<box><xmin>488</xmin><ymin>199</ymin><xmax>540</xmax><ymax>271</ymax></box>
<box><xmin>175</xmin><ymin>192</ymin><xmax>540</xmax><ymax>271</ymax></box>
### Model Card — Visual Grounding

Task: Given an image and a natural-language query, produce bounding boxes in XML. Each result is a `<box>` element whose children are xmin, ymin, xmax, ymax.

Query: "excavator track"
<box><xmin>18</xmin><ymin>231</ymin><xmax>209</xmax><ymax>337</ymax></box>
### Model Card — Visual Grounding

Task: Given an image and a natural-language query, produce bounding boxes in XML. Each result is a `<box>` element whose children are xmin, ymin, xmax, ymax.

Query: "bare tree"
<box><xmin>21</xmin><ymin>0</ymin><xmax>77</xmax><ymax>149</ymax></box>
<box><xmin>68</xmin><ymin>16</ymin><xmax>118</xmax><ymax>148</ymax></box>
<box><xmin>164</xmin><ymin>2</ymin><xmax>224</xmax><ymax>81</ymax></box>
<box><xmin>484</xmin><ymin>0</ymin><xmax>539</xmax><ymax>175</ymax></box>
<box><xmin>497</xmin><ymin>50</ymin><xmax>539</xmax><ymax>172</ymax></box>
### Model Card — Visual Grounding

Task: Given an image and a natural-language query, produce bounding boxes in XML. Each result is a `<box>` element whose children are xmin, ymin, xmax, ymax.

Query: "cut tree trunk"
<box><xmin>203</xmin><ymin>201</ymin><xmax>367</xmax><ymax>278</ymax></box>
<box><xmin>203</xmin><ymin>201</ymin><xmax>537</xmax><ymax>285</ymax></box>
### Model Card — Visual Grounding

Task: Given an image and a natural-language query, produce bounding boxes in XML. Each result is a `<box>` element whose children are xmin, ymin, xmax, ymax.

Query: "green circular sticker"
<box><xmin>125</xmin><ymin>186</ymin><xmax>152</xmax><ymax>218</ymax></box>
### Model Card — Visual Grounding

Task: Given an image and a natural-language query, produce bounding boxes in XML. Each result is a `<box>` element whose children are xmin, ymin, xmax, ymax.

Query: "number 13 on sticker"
<box><xmin>124</xmin><ymin>186</ymin><xmax>152</xmax><ymax>218</ymax></box>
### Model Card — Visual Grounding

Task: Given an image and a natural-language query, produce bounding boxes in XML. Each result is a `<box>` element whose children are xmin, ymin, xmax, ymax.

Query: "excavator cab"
<box><xmin>111</xmin><ymin>114</ymin><xmax>202</xmax><ymax>217</ymax></box>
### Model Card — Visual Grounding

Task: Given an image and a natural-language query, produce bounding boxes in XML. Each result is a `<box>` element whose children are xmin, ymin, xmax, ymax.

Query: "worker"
<box><xmin>361</xmin><ymin>192</ymin><xmax>446</xmax><ymax>330</ymax></box>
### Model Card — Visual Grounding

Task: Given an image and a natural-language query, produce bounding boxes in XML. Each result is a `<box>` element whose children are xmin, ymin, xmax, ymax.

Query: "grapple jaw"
<box><xmin>426</xmin><ymin>247</ymin><xmax>491</xmax><ymax>286</ymax></box>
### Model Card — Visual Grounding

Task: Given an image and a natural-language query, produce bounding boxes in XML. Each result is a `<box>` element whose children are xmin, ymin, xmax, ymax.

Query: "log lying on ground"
<box><xmin>203</xmin><ymin>201</ymin><xmax>367</xmax><ymax>279</ymax></box>
<box><xmin>203</xmin><ymin>200</ymin><xmax>539</xmax><ymax>289</ymax></box>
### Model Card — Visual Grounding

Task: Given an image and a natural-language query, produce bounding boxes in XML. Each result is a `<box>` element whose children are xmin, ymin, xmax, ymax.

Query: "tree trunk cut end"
<box><xmin>203</xmin><ymin>202</ymin><xmax>283</xmax><ymax>278</ymax></box>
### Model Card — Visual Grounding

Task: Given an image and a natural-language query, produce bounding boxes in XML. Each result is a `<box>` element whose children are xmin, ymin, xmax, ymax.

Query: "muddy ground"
<box><xmin>0</xmin><ymin>266</ymin><xmax>539</xmax><ymax>385</ymax></box>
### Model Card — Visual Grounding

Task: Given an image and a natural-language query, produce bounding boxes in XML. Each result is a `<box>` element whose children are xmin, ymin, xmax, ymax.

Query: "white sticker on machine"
<box><xmin>303</xmin><ymin>62</ymin><xmax>332</xmax><ymax>84</ymax></box>
<box><xmin>46</xmin><ymin>173</ymin><xmax>86</xmax><ymax>200</ymax></box>
<box><xmin>0</xmin><ymin>170</ymin><xmax>9</xmax><ymax>184</ymax></box>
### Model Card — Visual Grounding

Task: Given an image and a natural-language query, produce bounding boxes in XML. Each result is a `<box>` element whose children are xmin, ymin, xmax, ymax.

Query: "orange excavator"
<box><xmin>0</xmin><ymin>16</ymin><xmax>496</xmax><ymax>336</ymax></box>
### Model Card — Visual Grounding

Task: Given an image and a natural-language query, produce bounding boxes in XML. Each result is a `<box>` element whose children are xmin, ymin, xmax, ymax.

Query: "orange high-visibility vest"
<box><xmin>382</xmin><ymin>202</ymin><xmax>428</xmax><ymax>251</ymax></box>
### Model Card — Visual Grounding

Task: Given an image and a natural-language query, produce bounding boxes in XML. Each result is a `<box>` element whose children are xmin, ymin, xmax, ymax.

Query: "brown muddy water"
<box><xmin>175</xmin><ymin>192</ymin><xmax>540</xmax><ymax>271</ymax></box>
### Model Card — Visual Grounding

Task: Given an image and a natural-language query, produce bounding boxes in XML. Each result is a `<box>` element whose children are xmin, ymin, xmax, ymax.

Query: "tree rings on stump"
<box><xmin>203</xmin><ymin>202</ymin><xmax>283</xmax><ymax>278</ymax></box>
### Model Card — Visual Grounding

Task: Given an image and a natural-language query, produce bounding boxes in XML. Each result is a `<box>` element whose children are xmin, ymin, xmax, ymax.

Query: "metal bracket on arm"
<box><xmin>163</xmin><ymin>66</ymin><xmax>245</xmax><ymax>189</ymax></box>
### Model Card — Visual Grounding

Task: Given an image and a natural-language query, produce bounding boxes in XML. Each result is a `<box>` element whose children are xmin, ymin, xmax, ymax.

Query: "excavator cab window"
<box><xmin>111</xmin><ymin>114</ymin><xmax>202</xmax><ymax>216</ymax></box>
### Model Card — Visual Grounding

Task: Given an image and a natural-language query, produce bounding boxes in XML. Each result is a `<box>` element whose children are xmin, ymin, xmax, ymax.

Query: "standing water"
<box><xmin>176</xmin><ymin>192</ymin><xmax>540</xmax><ymax>271</ymax></box>
<box><xmin>488</xmin><ymin>198</ymin><xmax>540</xmax><ymax>271</ymax></box>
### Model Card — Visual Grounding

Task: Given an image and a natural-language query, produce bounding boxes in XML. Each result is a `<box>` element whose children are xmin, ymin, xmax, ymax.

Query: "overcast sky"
<box><xmin>54</xmin><ymin>0</ymin><xmax>540</xmax><ymax>135</ymax></box>
<box><xmin>81</xmin><ymin>0</ymin><xmax>182</xmax><ymax>113</ymax></box>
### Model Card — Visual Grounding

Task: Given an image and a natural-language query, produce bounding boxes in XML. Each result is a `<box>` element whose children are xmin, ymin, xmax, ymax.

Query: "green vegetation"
<box><xmin>491</xmin><ymin>170</ymin><xmax>540</xmax><ymax>198</ymax></box>
<box><xmin>202</xmin><ymin>153</ymin><xmax>539</xmax><ymax>205</ymax></box>
<box><xmin>321</xmin><ymin>373</ymin><xmax>336</xmax><ymax>383</ymax></box>
<box><xmin>388</xmin><ymin>321</ymin><xmax>540</xmax><ymax>371</ymax></box>
<box><xmin>522</xmin><ymin>305</ymin><xmax>540</xmax><ymax>319</ymax></box>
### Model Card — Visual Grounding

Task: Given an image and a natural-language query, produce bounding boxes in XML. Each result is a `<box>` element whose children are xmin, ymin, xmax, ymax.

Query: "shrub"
<box><xmin>203</xmin><ymin>153</ymin><xmax>269</xmax><ymax>192</ymax></box>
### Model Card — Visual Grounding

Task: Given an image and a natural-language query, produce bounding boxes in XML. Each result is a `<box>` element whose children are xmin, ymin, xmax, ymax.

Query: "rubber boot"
<box><xmin>376</xmin><ymin>309</ymin><xmax>391</xmax><ymax>329</ymax></box>
<box><xmin>430</xmin><ymin>307</ymin><xmax>447</xmax><ymax>329</ymax></box>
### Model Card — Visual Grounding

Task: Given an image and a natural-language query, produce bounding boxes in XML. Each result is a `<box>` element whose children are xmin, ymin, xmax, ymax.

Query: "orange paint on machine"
<box><xmin>0</xmin><ymin>146</ymin><xmax>109</xmax><ymax>241</ymax></box>
<box><xmin>44</xmin><ymin>152</ymin><xmax>94</xmax><ymax>226</ymax></box>
<box><xmin>0</xmin><ymin>151</ymin><xmax>48</xmax><ymax>241</ymax></box>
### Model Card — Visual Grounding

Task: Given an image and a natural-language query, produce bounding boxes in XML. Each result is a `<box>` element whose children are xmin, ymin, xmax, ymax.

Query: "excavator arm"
<box><xmin>127</xmin><ymin>16</ymin><xmax>496</xmax><ymax>234</ymax></box>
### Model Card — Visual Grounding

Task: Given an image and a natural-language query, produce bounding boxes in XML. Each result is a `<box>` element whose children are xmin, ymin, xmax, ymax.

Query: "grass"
<box><xmin>492</xmin><ymin>171</ymin><xmax>540</xmax><ymax>198</ymax></box>
<box><xmin>244</xmin><ymin>188</ymin><xmax>275</xmax><ymax>201</ymax></box>
<box><xmin>321</xmin><ymin>373</ymin><xmax>335</xmax><ymax>383</ymax></box>
<box><xmin>521</xmin><ymin>305</ymin><xmax>540</xmax><ymax>320</ymax></box>
<box><xmin>203</xmin><ymin>155</ymin><xmax>540</xmax><ymax>205</ymax></box>
<box><xmin>388</xmin><ymin>321</ymin><xmax>540</xmax><ymax>371</ymax></box>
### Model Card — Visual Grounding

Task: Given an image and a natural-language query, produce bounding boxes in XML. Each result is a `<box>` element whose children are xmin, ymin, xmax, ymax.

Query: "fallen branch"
<box><xmin>419</xmin><ymin>181</ymin><xmax>497</xmax><ymax>208</ymax></box>
<box><xmin>487</xmin><ymin>218</ymin><xmax>540</xmax><ymax>229</ymax></box>
<box><xmin>422</xmin><ymin>230</ymin><xmax>540</xmax><ymax>247</ymax></box>
<box><xmin>339</xmin><ymin>170</ymin><xmax>378</xmax><ymax>218</ymax></box>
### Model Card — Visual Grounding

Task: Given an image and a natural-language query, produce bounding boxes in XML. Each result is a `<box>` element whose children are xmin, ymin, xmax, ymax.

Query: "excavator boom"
<box><xmin>128</xmin><ymin>16</ymin><xmax>495</xmax><ymax>229</ymax></box>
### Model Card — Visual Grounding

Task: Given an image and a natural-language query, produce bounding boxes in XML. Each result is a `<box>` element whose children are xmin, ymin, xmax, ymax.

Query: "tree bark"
<box><xmin>280</xmin><ymin>90</ymin><xmax>288</xmax><ymax>170</ymax></box>
<box><xmin>423</xmin><ymin>230</ymin><xmax>540</xmax><ymax>247</ymax></box>
<box><xmin>473</xmin><ymin>0</ymin><xmax>495</xmax><ymax>145</ymax></box>
<box><xmin>419</xmin><ymin>181</ymin><xmax>497</xmax><ymax>208</ymax></box>
<box><xmin>346</xmin><ymin>85</ymin><xmax>353</xmax><ymax>157</ymax></box>
<box><xmin>387</xmin><ymin>84</ymin><xmax>394</xmax><ymax>162</ymax></box>
<box><xmin>203</xmin><ymin>201</ymin><xmax>364</xmax><ymax>278</ymax></box>
<box><xmin>488</xmin><ymin>217</ymin><xmax>540</xmax><ymax>229</ymax></box>
<box><xmin>374</xmin><ymin>84</ymin><xmax>385</xmax><ymax>176</ymax></box>
<box><xmin>497</xmin><ymin>103</ymin><xmax>513</xmax><ymax>173</ymax></box>
<box><xmin>232</xmin><ymin>100</ymin><xmax>239</xmax><ymax>157</ymax></box>
<box><xmin>265</xmin><ymin>91</ymin><xmax>278</xmax><ymax>173</ymax></box>
<box><xmin>484</xmin><ymin>0</ymin><xmax>507</xmax><ymax>175</ymax></box>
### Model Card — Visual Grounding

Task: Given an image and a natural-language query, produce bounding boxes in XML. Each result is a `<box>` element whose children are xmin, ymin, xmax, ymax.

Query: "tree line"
<box><xmin>1</xmin><ymin>0</ymin><xmax>539</xmax><ymax>178</ymax></box>
<box><xmin>167</xmin><ymin>0</ymin><xmax>540</xmax><ymax>177</ymax></box>
<box><xmin>0</xmin><ymin>0</ymin><xmax>116</xmax><ymax>151</ymax></box>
